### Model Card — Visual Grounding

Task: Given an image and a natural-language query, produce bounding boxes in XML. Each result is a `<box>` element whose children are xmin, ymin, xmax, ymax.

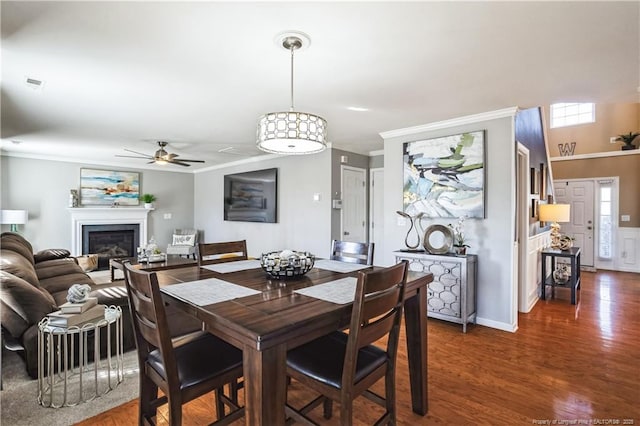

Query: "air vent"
<box><xmin>24</xmin><ymin>77</ymin><xmax>44</xmax><ymax>90</ymax></box>
<box><xmin>218</xmin><ymin>147</ymin><xmax>246</xmax><ymax>156</ymax></box>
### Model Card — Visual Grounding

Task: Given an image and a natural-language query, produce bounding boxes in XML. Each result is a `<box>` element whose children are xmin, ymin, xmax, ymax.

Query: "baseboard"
<box><xmin>475</xmin><ymin>316</ymin><xmax>518</xmax><ymax>333</ymax></box>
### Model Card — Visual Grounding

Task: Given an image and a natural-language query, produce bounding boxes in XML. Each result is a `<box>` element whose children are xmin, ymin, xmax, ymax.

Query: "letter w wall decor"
<box><xmin>558</xmin><ymin>142</ymin><xmax>576</xmax><ymax>156</ymax></box>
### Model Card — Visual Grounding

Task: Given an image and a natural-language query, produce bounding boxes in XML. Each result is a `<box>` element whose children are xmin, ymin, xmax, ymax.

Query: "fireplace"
<box><xmin>82</xmin><ymin>224</ymin><xmax>140</xmax><ymax>270</ymax></box>
<box><xmin>69</xmin><ymin>207</ymin><xmax>150</xmax><ymax>258</ymax></box>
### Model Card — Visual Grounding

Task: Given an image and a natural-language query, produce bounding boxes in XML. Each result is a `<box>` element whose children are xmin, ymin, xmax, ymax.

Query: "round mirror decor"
<box><xmin>423</xmin><ymin>224</ymin><xmax>454</xmax><ymax>254</ymax></box>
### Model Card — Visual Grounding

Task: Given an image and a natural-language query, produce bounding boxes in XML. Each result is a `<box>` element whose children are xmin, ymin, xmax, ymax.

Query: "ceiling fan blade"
<box><xmin>116</xmin><ymin>154</ymin><xmax>153</xmax><ymax>159</ymax></box>
<box><xmin>123</xmin><ymin>148</ymin><xmax>153</xmax><ymax>158</ymax></box>
<box><xmin>174</xmin><ymin>158</ymin><xmax>205</xmax><ymax>163</ymax></box>
<box><xmin>168</xmin><ymin>159</ymin><xmax>191</xmax><ymax>167</ymax></box>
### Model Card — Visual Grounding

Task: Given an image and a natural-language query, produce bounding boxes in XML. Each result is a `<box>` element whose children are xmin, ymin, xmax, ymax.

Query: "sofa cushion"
<box><xmin>40</xmin><ymin>273</ymin><xmax>97</xmax><ymax>305</ymax></box>
<box><xmin>34</xmin><ymin>248</ymin><xmax>71</xmax><ymax>263</ymax></box>
<box><xmin>0</xmin><ymin>249</ymin><xmax>40</xmax><ymax>288</ymax></box>
<box><xmin>0</xmin><ymin>271</ymin><xmax>57</xmax><ymax>338</ymax></box>
<box><xmin>0</xmin><ymin>232</ymin><xmax>35</xmax><ymax>266</ymax></box>
<box><xmin>36</xmin><ymin>257</ymin><xmax>86</xmax><ymax>280</ymax></box>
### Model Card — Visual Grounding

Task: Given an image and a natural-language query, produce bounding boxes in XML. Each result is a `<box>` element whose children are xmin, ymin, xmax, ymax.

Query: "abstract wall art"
<box><xmin>403</xmin><ymin>130</ymin><xmax>486</xmax><ymax>218</ymax></box>
<box><xmin>80</xmin><ymin>168</ymin><xmax>140</xmax><ymax>206</ymax></box>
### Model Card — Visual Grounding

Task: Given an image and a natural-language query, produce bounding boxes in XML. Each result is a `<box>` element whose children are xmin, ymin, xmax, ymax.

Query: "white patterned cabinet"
<box><xmin>394</xmin><ymin>251</ymin><xmax>477</xmax><ymax>332</ymax></box>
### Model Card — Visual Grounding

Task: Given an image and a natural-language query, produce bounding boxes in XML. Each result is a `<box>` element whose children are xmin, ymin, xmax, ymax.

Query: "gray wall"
<box><xmin>194</xmin><ymin>151</ymin><xmax>332</xmax><ymax>259</ymax></box>
<box><xmin>1</xmin><ymin>156</ymin><xmax>195</xmax><ymax>251</ymax></box>
<box><xmin>369</xmin><ymin>155</ymin><xmax>384</xmax><ymax>169</ymax></box>
<box><xmin>383</xmin><ymin>115</ymin><xmax>518</xmax><ymax>331</ymax></box>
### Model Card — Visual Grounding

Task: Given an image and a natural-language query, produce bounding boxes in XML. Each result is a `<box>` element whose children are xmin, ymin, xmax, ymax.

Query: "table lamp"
<box><xmin>538</xmin><ymin>203</ymin><xmax>570</xmax><ymax>249</ymax></box>
<box><xmin>1</xmin><ymin>209</ymin><xmax>29</xmax><ymax>232</ymax></box>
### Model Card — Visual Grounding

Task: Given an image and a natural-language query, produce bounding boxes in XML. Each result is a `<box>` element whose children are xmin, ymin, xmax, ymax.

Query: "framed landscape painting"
<box><xmin>403</xmin><ymin>130</ymin><xmax>485</xmax><ymax>218</ymax></box>
<box><xmin>80</xmin><ymin>168</ymin><xmax>140</xmax><ymax>206</ymax></box>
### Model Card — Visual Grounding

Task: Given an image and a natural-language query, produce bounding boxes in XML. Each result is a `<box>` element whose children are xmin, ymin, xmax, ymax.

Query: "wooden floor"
<box><xmin>78</xmin><ymin>270</ymin><xmax>640</xmax><ymax>425</ymax></box>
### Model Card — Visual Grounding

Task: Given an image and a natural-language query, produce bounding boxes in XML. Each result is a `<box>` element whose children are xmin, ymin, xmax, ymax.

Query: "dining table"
<box><xmin>155</xmin><ymin>259</ymin><xmax>433</xmax><ymax>426</ymax></box>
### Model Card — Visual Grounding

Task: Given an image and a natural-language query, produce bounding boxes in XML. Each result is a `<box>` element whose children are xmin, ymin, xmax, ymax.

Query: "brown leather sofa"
<box><xmin>0</xmin><ymin>232</ymin><xmax>136</xmax><ymax>378</ymax></box>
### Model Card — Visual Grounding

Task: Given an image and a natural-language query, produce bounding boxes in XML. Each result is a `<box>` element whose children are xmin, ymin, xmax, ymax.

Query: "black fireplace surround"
<box><xmin>82</xmin><ymin>224</ymin><xmax>139</xmax><ymax>270</ymax></box>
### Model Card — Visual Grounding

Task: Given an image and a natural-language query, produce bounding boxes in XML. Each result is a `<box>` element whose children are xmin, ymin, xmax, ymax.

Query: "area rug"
<box><xmin>1</xmin><ymin>348</ymin><xmax>139</xmax><ymax>425</ymax></box>
<box><xmin>87</xmin><ymin>269</ymin><xmax>123</xmax><ymax>285</ymax></box>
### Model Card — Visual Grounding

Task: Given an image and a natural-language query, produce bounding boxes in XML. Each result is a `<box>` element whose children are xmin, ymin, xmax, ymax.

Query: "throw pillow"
<box><xmin>172</xmin><ymin>234</ymin><xmax>196</xmax><ymax>246</ymax></box>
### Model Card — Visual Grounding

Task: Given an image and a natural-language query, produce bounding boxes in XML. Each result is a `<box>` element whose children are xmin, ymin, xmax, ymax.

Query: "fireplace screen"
<box><xmin>82</xmin><ymin>224</ymin><xmax>140</xmax><ymax>270</ymax></box>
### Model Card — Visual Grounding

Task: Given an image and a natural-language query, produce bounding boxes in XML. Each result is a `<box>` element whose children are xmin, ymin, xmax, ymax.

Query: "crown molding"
<box><xmin>379</xmin><ymin>107</ymin><xmax>519</xmax><ymax>139</ymax></box>
<box><xmin>0</xmin><ymin>151</ymin><xmax>195</xmax><ymax>173</ymax></box>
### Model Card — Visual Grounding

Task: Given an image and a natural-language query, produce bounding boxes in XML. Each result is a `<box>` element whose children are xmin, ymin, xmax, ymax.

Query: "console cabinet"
<box><xmin>394</xmin><ymin>251</ymin><xmax>477</xmax><ymax>332</ymax></box>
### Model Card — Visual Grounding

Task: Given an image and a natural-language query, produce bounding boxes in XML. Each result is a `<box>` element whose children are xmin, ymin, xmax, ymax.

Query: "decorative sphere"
<box><xmin>279</xmin><ymin>249</ymin><xmax>295</xmax><ymax>259</ymax></box>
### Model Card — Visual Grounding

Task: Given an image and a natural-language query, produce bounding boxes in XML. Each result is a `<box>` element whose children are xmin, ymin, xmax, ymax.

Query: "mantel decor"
<box><xmin>403</xmin><ymin>130</ymin><xmax>485</xmax><ymax>218</ymax></box>
<box><xmin>80</xmin><ymin>168</ymin><xmax>140</xmax><ymax>206</ymax></box>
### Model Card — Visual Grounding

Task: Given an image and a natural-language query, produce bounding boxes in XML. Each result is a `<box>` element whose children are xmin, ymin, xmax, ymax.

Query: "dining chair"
<box><xmin>198</xmin><ymin>240</ymin><xmax>248</xmax><ymax>267</ymax></box>
<box><xmin>122</xmin><ymin>263</ymin><xmax>244</xmax><ymax>425</ymax></box>
<box><xmin>330</xmin><ymin>239</ymin><xmax>375</xmax><ymax>265</ymax></box>
<box><xmin>285</xmin><ymin>260</ymin><xmax>408</xmax><ymax>425</ymax></box>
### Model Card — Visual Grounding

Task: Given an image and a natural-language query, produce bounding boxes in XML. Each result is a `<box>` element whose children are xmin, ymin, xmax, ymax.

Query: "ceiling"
<box><xmin>1</xmin><ymin>1</ymin><xmax>638</xmax><ymax>172</ymax></box>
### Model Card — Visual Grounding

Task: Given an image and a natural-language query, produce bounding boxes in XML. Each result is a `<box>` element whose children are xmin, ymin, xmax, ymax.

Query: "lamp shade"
<box><xmin>538</xmin><ymin>204</ymin><xmax>570</xmax><ymax>223</ymax></box>
<box><xmin>257</xmin><ymin>111</ymin><xmax>327</xmax><ymax>154</ymax></box>
<box><xmin>1</xmin><ymin>210</ymin><xmax>28</xmax><ymax>225</ymax></box>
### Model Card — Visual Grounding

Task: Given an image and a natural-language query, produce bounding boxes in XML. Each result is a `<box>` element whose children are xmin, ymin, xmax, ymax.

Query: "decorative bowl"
<box><xmin>260</xmin><ymin>250</ymin><xmax>315</xmax><ymax>279</ymax></box>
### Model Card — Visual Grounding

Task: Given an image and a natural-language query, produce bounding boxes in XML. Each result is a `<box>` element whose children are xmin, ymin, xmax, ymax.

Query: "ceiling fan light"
<box><xmin>155</xmin><ymin>159</ymin><xmax>168</xmax><ymax>165</ymax></box>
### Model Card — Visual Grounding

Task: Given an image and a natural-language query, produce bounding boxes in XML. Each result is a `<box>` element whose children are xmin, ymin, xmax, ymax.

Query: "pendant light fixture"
<box><xmin>257</xmin><ymin>31</ymin><xmax>327</xmax><ymax>155</ymax></box>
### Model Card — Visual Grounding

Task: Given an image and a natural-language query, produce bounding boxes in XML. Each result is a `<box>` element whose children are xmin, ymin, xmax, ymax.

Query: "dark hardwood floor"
<box><xmin>77</xmin><ymin>270</ymin><xmax>640</xmax><ymax>425</ymax></box>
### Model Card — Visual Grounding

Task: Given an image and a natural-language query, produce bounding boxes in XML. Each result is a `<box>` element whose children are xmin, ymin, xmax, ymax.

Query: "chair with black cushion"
<box><xmin>198</xmin><ymin>240</ymin><xmax>248</xmax><ymax>267</ymax></box>
<box><xmin>122</xmin><ymin>263</ymin><xmax>244</xmax><ymax>425</ymax></box>
<box><xmin>166</xmin><ymin>229</ymin><xmax>198</xmax><ymax>260</ymax></box>
<box><xmin>285</xmin><ymin>260</ymin><xmax>408</xmax><ymax>425</ymax></box>
<box><xmin>330</xmin><ymin>239</ymin><xmax>375</xmax><ymax>265</ymax></box>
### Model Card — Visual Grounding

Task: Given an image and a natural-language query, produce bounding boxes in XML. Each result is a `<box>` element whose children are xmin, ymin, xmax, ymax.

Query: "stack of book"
<box><xmin>47</xmin><ymin>297</ymin><xmax>105</xmax><ymax>327</ymax></box>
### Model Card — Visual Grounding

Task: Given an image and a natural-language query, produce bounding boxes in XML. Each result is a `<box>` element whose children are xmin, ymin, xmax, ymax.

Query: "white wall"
<box><xmin>381</xmin><ymin>109</ymin><xmax>519</xmax><ymax>332</ymax></box>
<box><xmin>193</xmin><ymin>151</ymin><xmax>333</xmax><ymax>259</ymax></box>
<box><xmin>0</xmin><ymin>156</ymin><xmax>195</xmax><ymax>251</ymax></box>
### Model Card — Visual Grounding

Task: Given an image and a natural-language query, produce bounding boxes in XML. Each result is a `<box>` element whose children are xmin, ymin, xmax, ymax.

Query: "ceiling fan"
<box><xmin>116</xmin><ymin>141</ymin><xmax>205</xmax><ymax>167</ymax></box>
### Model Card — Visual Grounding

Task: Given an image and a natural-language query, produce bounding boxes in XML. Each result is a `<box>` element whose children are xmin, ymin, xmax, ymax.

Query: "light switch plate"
<box><xmin>163</xmin><ymin>213</ymin><xmax>172</xmax><ymax>219</ymax></box>
<box><xmin>621</xmin><ymin>214</ymin><xmax>630</xmax><ymax>222</ymax></box>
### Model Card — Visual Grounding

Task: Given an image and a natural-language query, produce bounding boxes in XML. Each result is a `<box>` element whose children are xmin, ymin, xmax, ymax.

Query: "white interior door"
<box><xmin>369</xmin><ymin>168</ymin><xmax>384</xmax><ymax>265</ymax></box>
<box><xmin>553</xmin><ymin>180</ymin><xmax>595</xmax><ymax>266</ymax></box>
<box><xmin>341</xmin><ymin>166</ymin><xmax>367</xmax><ymax>243</ymax></box>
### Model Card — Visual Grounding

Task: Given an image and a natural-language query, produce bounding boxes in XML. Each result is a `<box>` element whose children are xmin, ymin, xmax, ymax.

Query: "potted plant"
<box><xmin>449</xmin><ymin>216</ymin><xmax>470</xmax><ymax>255</ymax></box>
<box><xmin>139</xmin><ymin>193</ymin><xmax>156</xmax><ymax>209</ymax></box>
<box><xmin>615</xmin><ymin>132</ymin><xmax>639</xmax><ymax>151</ymax></box>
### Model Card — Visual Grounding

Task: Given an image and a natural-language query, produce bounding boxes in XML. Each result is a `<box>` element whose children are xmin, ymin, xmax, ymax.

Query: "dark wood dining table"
<box><xmin>155</xmin><ymin>263</ymin><xmax>433</xmax><ymax>426</ymax></box>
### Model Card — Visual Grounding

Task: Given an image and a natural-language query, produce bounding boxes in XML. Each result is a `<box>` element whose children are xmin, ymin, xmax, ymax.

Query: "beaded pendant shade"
<box><xmin>257</xmin><ymin>32</ymin><xmax>327</xmax><ymax>155</ymax></box>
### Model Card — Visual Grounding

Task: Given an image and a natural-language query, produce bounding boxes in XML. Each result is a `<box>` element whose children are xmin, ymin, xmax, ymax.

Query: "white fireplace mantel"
<box><xmin>69</xmin><ymin>208</ymin><xmax>150</xmax><ymax>256</ymax></box>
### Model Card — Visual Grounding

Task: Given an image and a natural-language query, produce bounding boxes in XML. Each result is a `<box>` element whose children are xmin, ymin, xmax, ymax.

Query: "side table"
<box><xmin>37</xmin><ymin>306</ymin><xmax>124</xmax><ymax>408</ymax></box>
<box><xmin>541</xmin><ymin>247</ymin><xmax>581</xmax><ymax>305</ymax></box>
<box><xmin>394</xmin><ymin>250</ymin><xmax>477</xmax><ymax>332</ymax></box>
